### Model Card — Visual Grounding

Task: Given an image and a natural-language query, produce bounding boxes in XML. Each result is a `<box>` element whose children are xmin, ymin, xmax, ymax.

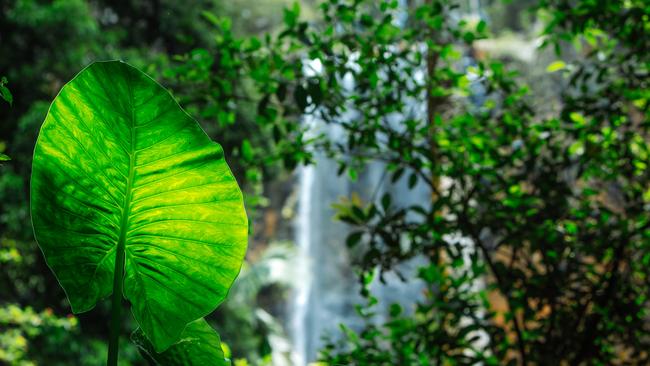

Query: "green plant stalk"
<box><xmin>108</xmin><ymin>91</ymin><xmax>137</xmax><ymax>366</ymax></box>
<box><xmin>107</xmin><ymin>244</ymin><xmax>126</xmax><ymax>366</ymax></box>
<box><xmin>107</xmin><ymin>175</ymin><xmax>134</xmax><ymax>365</ymax></box>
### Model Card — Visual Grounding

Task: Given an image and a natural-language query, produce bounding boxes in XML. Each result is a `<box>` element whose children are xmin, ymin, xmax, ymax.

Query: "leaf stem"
<box><xmin>107</xmin><ymin>244</ymin><xmax>126</xmax><ymax>365</ymax></box>
<box><xmin>108</xmin><ymin>66</ymin><xmax>138</xmax><ymax>366</ymax></box>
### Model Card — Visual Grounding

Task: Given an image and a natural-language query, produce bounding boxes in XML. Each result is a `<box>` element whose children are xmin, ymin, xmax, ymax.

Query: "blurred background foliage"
<box><xmin>1</xmin><ymin>0</ymin><xmax>649</xmax><ymax>365</ymax></box>
<box><xmin>1</xmin><ymin>1</ymin><xmax>309</xmax><ymax>364</ymax></box>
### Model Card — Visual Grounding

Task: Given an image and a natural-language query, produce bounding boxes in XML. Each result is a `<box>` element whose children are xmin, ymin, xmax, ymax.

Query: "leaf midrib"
<box><xmin>114</xmin><ymin>71</ymin><xmax>137</xmax><ymax>297</ymax></box>
<box><xmin>113</xmin><ymin>70</ymin><xmax>165</xmax><ymax>348</ymax></box>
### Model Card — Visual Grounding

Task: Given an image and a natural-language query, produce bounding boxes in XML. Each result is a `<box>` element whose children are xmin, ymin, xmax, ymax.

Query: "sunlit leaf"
<box><xmin>31</xmin><ymin>61</ymin><xmax>248</xmax><ymax>352</ymax></box>
<box><xmin>132</xmin><ymin>318</ymin><xmax>230</xmax><ymax>366</ymax></box>
<box><xmin>546</xmin><ymin>60</ymin><xmax>566</xmax><ymax>72</ymax></box>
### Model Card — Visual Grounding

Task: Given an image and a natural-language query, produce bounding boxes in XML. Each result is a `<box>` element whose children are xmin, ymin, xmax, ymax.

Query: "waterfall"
<box><xmin>290</xmin><ymin>157</ymin><xmax>357</xmax><ymax>365</ymax></box>
<box><xmin>290</xmin><ymin>146</ymin><xmax>431</xmax><ymax>365</ymax></box>
<box><xmin>289</xmin><ymin>109</ymin><xmax>361</xmax><ymax>365</ymax></box>
<box><xmin>290</xmin><ymin>164</ymin><xmax>313</xmax><ymax>366</ymax></box>
<box><xmin>288</xmin><ymin>94</ymin><xmax>432</xmax><ymax>365</ymax></box>
<box><xmin>288</xmin><ymin>3</ymin><xmax>489</xmax><ymax>364</ymax></box>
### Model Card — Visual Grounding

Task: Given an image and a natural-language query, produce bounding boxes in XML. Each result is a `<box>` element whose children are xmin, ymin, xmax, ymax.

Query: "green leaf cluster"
<box><xmin>164</xmin><ymin>0</ymin><xmax>650</xmax><ymax>364</ymax></box>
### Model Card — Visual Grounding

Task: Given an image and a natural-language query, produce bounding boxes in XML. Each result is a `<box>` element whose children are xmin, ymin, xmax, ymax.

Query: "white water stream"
<box><xmin>288</xmin><ymin>2</ymin><xmax>489</xmax><ymax>364</ymax></box>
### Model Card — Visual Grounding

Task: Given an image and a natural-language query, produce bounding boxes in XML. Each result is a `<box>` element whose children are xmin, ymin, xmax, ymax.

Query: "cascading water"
<box><xmin>290</xmin><ymin>119</ymin><xmax>361</xmax><ymax>365</ymax></box>
<box><xmin>291</xmin><ymin>163</ymin><xmax>313</xmax><ymax>366</ymax></box>
<box><xmin>288</xmin><ymin>2</ymin><xmax>489</xmax><ymax>364</ymax></box>
<box><xmin>290</xmin><ymin>134</ymin><xmax>430</xmax><ymax>365</ymax></box>
<box><xmin>289</xmin><ymin>83</ymin><xmax>431</xmax><ymax>366</ymax></box>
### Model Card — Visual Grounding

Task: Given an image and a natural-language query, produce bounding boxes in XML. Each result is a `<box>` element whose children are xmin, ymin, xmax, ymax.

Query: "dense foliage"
<box><xmin>171</xmin><ymin>0</ymin><xmax>649</xmax><ymax>364</ymax></box>
<box><xmin>1</xmin><ymin>1</ymin><xmax>291</xmax><ymax>364</ymax></box>
<box><xmin>283</xmin><ymin>1</ymin><xmax>648</xmax><ymax>364</ymax></box>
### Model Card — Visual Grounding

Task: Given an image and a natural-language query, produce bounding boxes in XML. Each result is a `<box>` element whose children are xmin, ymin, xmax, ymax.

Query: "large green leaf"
<box><xmin>132</xmin><ymin>318</ymin><xmax>230</xmax><ymax>366</ymax></box>
<box><xmin>31</xmin><ymin>61</ymin><xmax>248</xmax><ymax>351</ymax></box>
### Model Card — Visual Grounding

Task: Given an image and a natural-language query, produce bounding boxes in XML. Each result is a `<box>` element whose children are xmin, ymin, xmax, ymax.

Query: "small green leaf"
<box><xmin>0</xmin><ymin>153</ymin><xmax>10</xmax><ymax>161</ymax></box>
<box><xmin>477</xmin><ymin>20</ymin><xmax>487</xmax><ymax>34</ymax></box>
<box><xmin>132</xmin><ymin>318</ymin><xmax>230</xmax><ymax>366</ymax></box>
<box><xmin>348</xmin><ymin>166</ymin><xmax>358</xmax><ymax>181</ymax></box>
<box><xmin>569</xmin><ymin>112</ymin><xmax>586</xmax><ymax>125</ymax></box>
<box><xmin>408</xmin><ymin>173</ymin><xmax>418</xmax><ymax>189</ymax></box>
<box><xmin>283</xmin><ymin>2</ymin><xmax>300</xmax><ymax>28</ymax></box>
<box><xmin>389</xmin><ymin>303</ymin><xmax>402</xmax><ymax>317</ymax></box>
<box><xmin>381</xmin><ymin>193</ymin><xmax>391</xmax><ymax>211</ymax></box>
<box><xmin>0</xmin><ymin>76</ymin><xmax>13</xmax><ymax>106</ymax></box>
<box><xmin>346</xmin><ymin>231</ymin><xmax>363</xmax><ymax>248</ymax></box>
<box><xmin>546</xmin><ymin>60</ymin><xmax>566</xmax><ymax>72</ymax></box>
<box><xmin>294</xmin><ymin>84</ymin><xmax>308</xmax><ymax>110</ymax></box>
<box><xmin>241</xmin><ymin>139</ymin><xmax>253</xmax><ymax>161</ymax></box>
<box><xmin>201</xmin><ymin>11</ymin><xmax>220</xmax><ymax>26</ymax></box>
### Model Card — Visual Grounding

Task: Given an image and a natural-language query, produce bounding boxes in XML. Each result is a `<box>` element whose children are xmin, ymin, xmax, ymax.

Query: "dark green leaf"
<box><xmin>346</xmin><ymin>231</ymin><xmax>363</xmax><ymax>248</ymax></box>
<box><xmin>0</xmin><ymin>76</ymin><xmax>13</xmax><ymax>106</ymax></box>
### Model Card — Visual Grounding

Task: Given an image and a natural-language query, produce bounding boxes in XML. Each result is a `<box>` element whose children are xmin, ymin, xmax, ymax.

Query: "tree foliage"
<box><xmin>0</xmin><ymin>1</ymin><xmax>292</xmax><ymax>363</ymax></box>
<box><xmin>167</xmin><ymin>0</ymin><xmax>650</xmax><ymax>363</ymax></box>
